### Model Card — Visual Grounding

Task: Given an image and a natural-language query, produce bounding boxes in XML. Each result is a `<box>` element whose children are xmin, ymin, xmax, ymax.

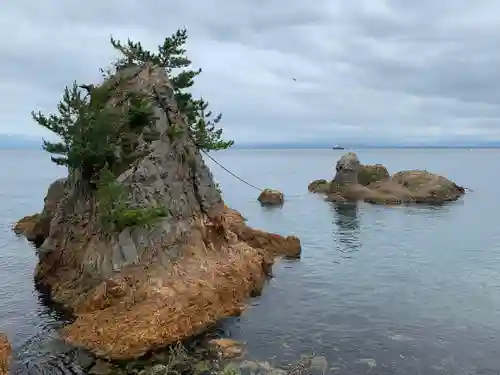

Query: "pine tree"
<box><xmin>110</xmin><ymin>28</ymin><xmax>233</xmax><ymax>151</ymax></box>
<box><xmin>32</xmin><ymin>27</ymin><xmax>230</xmax><ymax>182</ymax></box>
<box><xmin>32</xmin><ymin>82</ymin><xmax>156</xmax><ymax>182</ymax></box>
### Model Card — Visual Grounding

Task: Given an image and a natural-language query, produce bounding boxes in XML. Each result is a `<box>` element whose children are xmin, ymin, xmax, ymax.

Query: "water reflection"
<box><xmin>10</xmin><ymin>283</ymin><xmax>85</xmax><ymax>374</ymax></box>
<box><xmin>34</xmin><ymin>282</ymin><xmax>74</xmax><ymax>324</ymax></box>
<box><xmin>331</xmin><ymin>203</ymin><xmax>361</xmax><ymax>255</ymax></box>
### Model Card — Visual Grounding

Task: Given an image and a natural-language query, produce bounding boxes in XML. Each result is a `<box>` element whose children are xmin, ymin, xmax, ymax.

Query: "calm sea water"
<box><xmin>1</xmin><ymin>148</ymin><xmax>500</xmax><ymax>374</ymax></box>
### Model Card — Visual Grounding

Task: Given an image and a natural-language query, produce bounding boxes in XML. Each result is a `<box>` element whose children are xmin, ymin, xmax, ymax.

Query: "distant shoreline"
<box><xmin>2</xmin><ymin>145</ymin><xmax>500</xmax><ymax>151</ymax></box>
<box><xmin>228</xmin><ymin>146</ymin><xmax>500</xmax><ymax>150</ymax></box>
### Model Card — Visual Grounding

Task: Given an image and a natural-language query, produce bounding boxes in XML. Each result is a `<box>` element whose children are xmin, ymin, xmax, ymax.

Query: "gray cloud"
<box><xmin>2</xmin><ymin>0</ymin><xmax>500</xmax><ymax>145</ymax></box>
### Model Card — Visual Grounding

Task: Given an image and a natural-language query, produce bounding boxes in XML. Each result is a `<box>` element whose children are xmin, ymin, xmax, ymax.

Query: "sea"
<box><xmin>1</xmin><ymin>148</ymin><xmax>500</xmax><ymax>374</ymax></box>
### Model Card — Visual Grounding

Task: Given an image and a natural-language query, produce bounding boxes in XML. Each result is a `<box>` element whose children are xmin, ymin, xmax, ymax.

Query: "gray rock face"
<box><xmin>29</xmin><ymin>178</ymin><xmax>67</xmax><ymax>246</ymax></box>
<box><xmin>37</xmin><ymin>63</ymin><xmax>224</xmax><ymax>290</ymax></box>
<box><xmin>333</xmin><ymin>152</ymin><xmax>361</xmax><ymax>184</ymax></box>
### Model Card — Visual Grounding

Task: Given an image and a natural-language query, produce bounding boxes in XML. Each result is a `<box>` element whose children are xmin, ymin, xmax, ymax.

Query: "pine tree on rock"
<box><xmin>110</xmin><ymin>28</ymin><xmax>233</xmax><ymax>151</ymax></box>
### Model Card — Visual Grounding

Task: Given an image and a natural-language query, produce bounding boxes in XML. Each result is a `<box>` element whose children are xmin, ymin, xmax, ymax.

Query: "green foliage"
<box><xmin>32</xmin><ymin>82</ymin><xmax>158</xmax><ymax>181</ymax></box>
<box><xmin>214</xmin><ymin>180</ymin><xmax>223</xmax><ymax>197</ymax></box>
<box><xmin>166</xmin><ymin>124</ymin><xmax>184</xmax><ymax>143</ymax></box>
<box><xmin>97</xmin><ymin>168</ymin><xmax>167</xmax><ymax>231</ymax></box>
<box><xmin>110</xmin><ymin>28</ymin><xmax>234</xmax><ymax>151</ymax></box>
<box><xmin>32</xmin><ymin>27</ymin><xmax>228</xmax><ymax>231</ymax></box>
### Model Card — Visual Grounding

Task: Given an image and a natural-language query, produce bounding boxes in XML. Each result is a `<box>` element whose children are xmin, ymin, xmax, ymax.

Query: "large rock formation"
<box><xmin>0</xmin><ymin>334</ymin><xmax>11</xmax><ymax>375</ymax></box>
<box><xmin>333</xmin><ymin>152</ymin><xmax>360</xmax><ymax>184</ymax></box>
<box><xmin>15</xmin><ymin>64</ymin><xmax>301</xmax><ymax>360</ymax></box>
<box><xmin>309</xmin><ymin>152</ymin><xmax>465</xmax><ymax>205</ymax></box>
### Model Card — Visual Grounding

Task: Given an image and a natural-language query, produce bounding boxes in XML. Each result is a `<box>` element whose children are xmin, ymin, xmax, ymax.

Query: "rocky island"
<box><xmin>13</xmin><ymin>31</ymin><xmax>301</xmax><ymax>361</ymax></box>
<box><xmin>309</xmin><ymin>152</ymin><xmax>465</xmax><ymax>204</ymax></box>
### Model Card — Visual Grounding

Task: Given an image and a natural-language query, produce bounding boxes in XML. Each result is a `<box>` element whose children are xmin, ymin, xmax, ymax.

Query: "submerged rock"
<box><xmin>310</xmin><ymin>152</ymin><xmax>465</xmax><ymax>205</ymax></box>
<box><xmin>88</xmin><ymin>359</ymin><xmax>121</xmax><ymax>375</ymax></box>
<box><xmin>208</xmin><ymin>338</ymin><xmax>244</xmax><ymax>359</ymax></box>
<box><xmin>308</xmin><ymin>356</ymin><xmax>328</xmax><ymax>375</ymax></box>
<box><xmin>16</xmin><ymin>64</ymin><xmax>301</xmax><ymax>360</ymax></box>
<box><xmin>257</xmin><ymin>189</ymin><xmax>284</xmax><ymax>206</ymax></box>
<box><xmin>238</xmin><ymin>360</ymin><xmax>260</xmax><ymax>373</ymax></box>
<box><xmin>0</xmin><ymin>333</ymin><xmax>11</xmax><ymax>375</ymax></box>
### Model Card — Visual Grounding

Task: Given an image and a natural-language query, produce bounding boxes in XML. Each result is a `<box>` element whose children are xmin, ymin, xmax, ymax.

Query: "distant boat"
<box><xmin>332</xmin><ymin>145</ymin><xmax>344</xmax><ymax>150</ymax></box>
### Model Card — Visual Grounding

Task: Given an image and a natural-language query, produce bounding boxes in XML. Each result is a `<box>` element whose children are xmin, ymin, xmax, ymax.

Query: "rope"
<box><xmin>203</xmin><ymin>150</ymin><xmax>473</xmax><ymax>200</ymax></box>
<box><xmin>201</xmin><ymin>150</ymin><xmax>264</xmax><ymax>192</ymax></box>
<box><xmin>201</xmin><ymin>150</ymin><xmax>307</xmax><ymax>198</ymax></box>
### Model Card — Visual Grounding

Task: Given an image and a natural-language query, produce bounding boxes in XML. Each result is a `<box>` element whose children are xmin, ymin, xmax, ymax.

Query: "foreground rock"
<box><xmin>15</xmin><ymin>64</ymin><xmax>301</xmax><ymax>360</ymax></box>
<box><xmin>257</xmin><ymin>189</ymin><xmax>284</xmax><ymax>206</ymax></box>
<box><xmin>13</xmin><ymin>178</ymin><xmax>67</xmax><ymax>247</ymax></box>
<box><xmin>208</xmin><ymin>338</ymin><xmax>244</xmax><ymax>359</ymax></box>
<box><xmin>13</xmin><ymin>213</ymin><xmax>40</xmax><ymax>238</ymax></box>
<box><xmin>0</xmin><ymin>333</ymin><xmax>11</xmax><ymax>375</ymax></box>
<box><xmin>309</xmin><ymin>152</ymin><xmax>465</xmax><ymax>205</ymax></box>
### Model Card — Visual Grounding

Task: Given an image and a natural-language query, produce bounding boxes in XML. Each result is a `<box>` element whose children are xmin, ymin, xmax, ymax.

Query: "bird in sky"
<box><xmin>292</xmin><ymin>78</ymin><xmax>297</xmax><ymax>81</ymax></box>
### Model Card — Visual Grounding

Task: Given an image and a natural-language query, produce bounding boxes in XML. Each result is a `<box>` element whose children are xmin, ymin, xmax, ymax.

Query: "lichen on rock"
<box><xmin>309</xmin><ymin>152</ymin><xmax>465</xmax><ymax>205</ymax></box>
<box><xmin>307</xmin><ymin>179</ymin><xmax>331</xmax><ymax>194</ymax></box>
<box><xmin>358</xmin><ymin>164</ymin><xmax>389</xmax><ymax>186</ymax></box>
<box><xmin>15</xmin><ymin>63</ymin><xmax>301</xmax><ymax>360</ymax></box>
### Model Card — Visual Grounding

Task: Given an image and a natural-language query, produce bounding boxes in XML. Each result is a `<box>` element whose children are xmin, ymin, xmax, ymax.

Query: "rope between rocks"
<box><xmin>203</xmin><ymin>150</ymin><xmax>473</xmax><ymax>199</ymax></box>
<box><xmin>201</xmin><ymin>150</ymin><xmax>264</xmax><ymax>192</ymax></box>
<box><xmin>201</xmin><ymin>150</ymin><xmax>307</xmax><ymax>198</ymax></box>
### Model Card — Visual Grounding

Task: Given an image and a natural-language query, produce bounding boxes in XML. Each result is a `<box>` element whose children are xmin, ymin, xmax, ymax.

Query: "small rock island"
<box><xmin>257</xmin><ymin>188</ymin><xmax>285</xmax><ymax>207</ymax></box>
<box><xmin>309</xmin><ymin>152</ymin><xmax>465</xmax><ymax>204</ymax></box>
<box><xmin>13</xmin><ymin>40</ymin><xmax>301</xmax><ymax>360</ymax></box>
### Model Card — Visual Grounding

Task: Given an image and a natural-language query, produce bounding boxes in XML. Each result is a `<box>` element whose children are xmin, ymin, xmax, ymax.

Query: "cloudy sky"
<box><xmin>2</xmin><ymin>1</ymin><xmax>500</xmax><ymax>145</ymax></box>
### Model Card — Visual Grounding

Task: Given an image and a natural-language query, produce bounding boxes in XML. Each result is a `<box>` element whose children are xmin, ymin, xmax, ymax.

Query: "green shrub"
<box><xmin>32</xmin><ymin>28</ymin><xmax>228</xmax><ymax>231</ymax></box>
<box><xmin>97</xmin><ymin>168</ymin><xmax>167</xmax><ymax>231</ymax></box>
<box><xmin>32</xmin><ymin>83</ymin><xmax>158</xmax><ymax>182</ymax></box>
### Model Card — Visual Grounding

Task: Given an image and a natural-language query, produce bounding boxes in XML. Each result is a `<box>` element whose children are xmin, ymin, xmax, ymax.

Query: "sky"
<box><xmin>2</xmin><ymin>1</ymin><xmax>500</xmax><ymax>146</ymax></box>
